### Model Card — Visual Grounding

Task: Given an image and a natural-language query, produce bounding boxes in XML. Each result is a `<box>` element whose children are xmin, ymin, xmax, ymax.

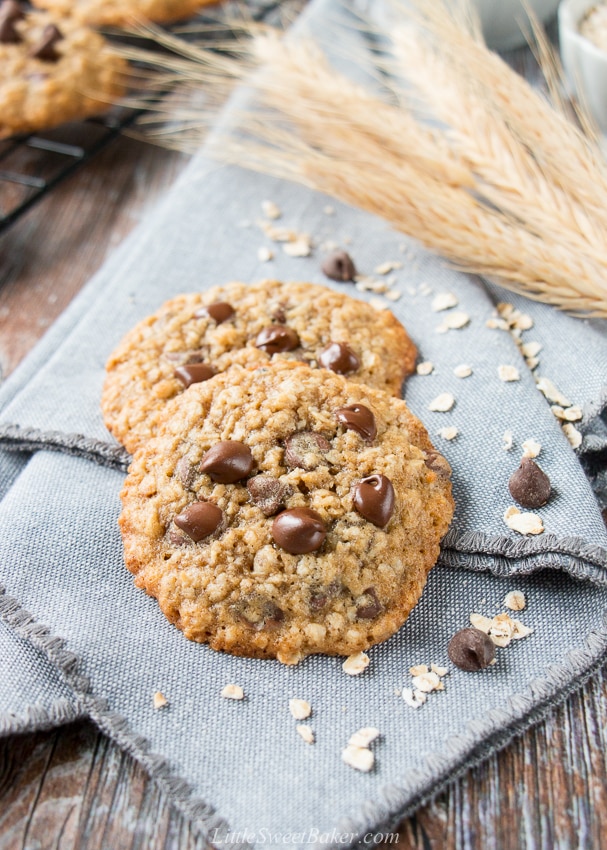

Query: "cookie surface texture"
<box><xmin>102</xmin><ymin>280</ymin><xmax>418</xmax><ymax>453</ymax></box>
<box><xmin>119</xmin><ymin>363</ymin><xmax>454</xmax><ymax>665</ymax></box>
<box><xmin>30</xmin><ymin>0</ymin><xmax>218</xmax><ymax>25</ymax></box>
<box><xmin>0</xmin><ymin>6</ymin><xmax>126</xmax><ymax>139</ymax></box>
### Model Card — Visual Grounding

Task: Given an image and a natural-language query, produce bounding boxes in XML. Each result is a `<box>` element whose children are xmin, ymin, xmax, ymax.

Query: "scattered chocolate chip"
<box><xmin>318</xmin><ymin>342</ymin><xmax>360</xmax><ymax>375</ymax></box>
<box><xmin>195</xmin><ymin>301</ymin><xmax>235</xmax><ymax>324</ymax></box>
<box><xmin>29</xmin><ymin>23</ymin><xmax>63</xmax><ymax>62</ymax></box>
<box><xmin>353</xmin><ymin>474</ymin><xmax>395</xmax><ymax>527</ymax></box>
<box><xmin>175</xmin><ymin>456</ymin><xmax>196</xmax><ymax>489</ymax></box>
<box><xmin>0</xmin><ymin>13</ymin><xmax>20</xmax><ymax>42</ymax></box>
<box><xmin>284</xmin><ymin>431</ymin><xmax>330</xmax><ymax>470</ymax></box>
<box><xmin>508</xmin><ymin>457</ymin><xmax>551</xmax><ymax>509</ymax></box>
<box><xmin>246</xmin><ymin>476</ymin><xmax>290</xmax><ymax>516</ymax></box>
<box><xmin>335</xmin><ymin>404</ymin><xmax>377</xmax><ymax>441</ymax></box>
<box><xmin>356</xmin><ymin>587</ymin><xmax>383</xmax><ymax>619</ymax></box>
<box><xmin>174</xmin><ymin>502</ymin><xmax>223</xmax><ymax>542</ymax></box>
<box><xmin>255</xmin><ymin>325</ymin><xmax>300</xmax><ymax>354</ymax></box>
<box><xmin>234</xmin><ymin>595</ymin><xmax>285</xmax><ymax>630</ymax></box>
<box><xmin>174</xmin><ymin>363</ymin><xmax>216</xmax><ymax>388</ymax></box>
<box><xmin>0</xmin><ymin>1</ymin><xmax>24</xmax><ymax>21</ymax></box>
<box><xmin>424</xmin><ymin>451</ymin><xmax>452</xmax><ymax>479</ymax></box>
<box><xmin>272</xmin><ymin>508</ymin><xmax>326</xmax><ymax>554</ymax></box>
<box><xmin>321</xmin><ymin>250</ymin><xmax>357</xmax><ymax>282</ymax></box>
<box><xmin>448</xmin><ymin>627</ymin><xmax>495</xmax><ymax>671</ymax></box>
<box><xmin>199</xmin><ymin>441</ymin><xmax>255</xmax><ymax>484</ymax></box>
<box><xmin>309</xmin><ymin>580</ymin><xmax>342</xmax><ymax>611</ymax></box>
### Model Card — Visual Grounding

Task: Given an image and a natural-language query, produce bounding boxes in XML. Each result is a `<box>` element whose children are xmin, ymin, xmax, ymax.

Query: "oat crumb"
<box><xmin>221</xmin><ymin>684</ymin><xmax>244</xmax><ymax>700</ymax></box>
<box><xmin>562</xmin><ymin>423</ymin><xmax>583</xmax><ymax>449</ymax></box>
<box><xmin>416</xmin><ymin>361</ymin><xmax>434</xmax><ymax>376</ymax></box>
<box><xmin>437</xmin><ymin>311</ymin><xmax>470</xmax><ymax>332</ymax></box>
<box><xmin>283</xmin><ymin>237</ymin><xmax>312</xmax><ymax>257</ymax></box>
<box><xmin>374</xmin><ymin>260</ymin><xmax>402</xmax><ymax>275</ymax></box>
<box><xmin>385</xmin><ymin>289</ymin><xmax>402</xmax><ymax>301</ymax></box>
<box><xmin>437</xmin><ymin>426</ymin><xmax>458</xmax><ymax>441</ymax></box>
<box><xmin>431</xmin><ymin>292</ymin><xmax>459</xmax><ymax>312</ymax></box>
<box><xmin>409</xmin><ymin>664</ymin><xmax>429</xmax><ymax>677</ymax></box>
<box><xmin>296</xmin><ymin>724</ymin><xmax>315</xmax><ymax>744</ymax></box>
<box><xmin>257</xmin><ymin>246</ymin><xmax>274</xmax><ymax>262</ymax></box>
<box><xmin>453</xmin><ymin>364</ymin><xmax>472</xmax><ymax>378</ymax></box>
<box><xmin>504</xmin><ymin>506</ymin><xmax>544</xmax><ymax>535</ymax></box>
<box><xmin>428</xmin><ymin>393</ymin><xmax>455</xmax><ymax>412</ymax></box>
<box><xmin>402</xmin><ymin>688</ymin><xmax>427</xmax><ymax>709</ymax></box>
<box><xmin>469</xmin><ymin>613</ymin><xmax>492</xmax><ymax>633</ymax></box>
<box><xmin>343</xmin><ymin>652</ymin><xmax>370</xmax><ymax>676</ymax></box>
<box><xmin>261</xmin><ymin>200</ymin><xmax>281</xmax><ymax>220</ymax></box>
<box><xmin>289</xmin><ymin>699</ymin><xmax>312</xmax><ymax>720</ymax></box>
<box><xmin>342</xmin><ymin>745</ymin><xmax>374</xmax><ymax>772</ymax></box>
<box><xmin>504</xmin><ymin>590</ymin><xmax>526</xmax><ymax>611</ymax></box>
<box><xmin>431</xmin><ymin>664</ymin><xmax>449</xmax><ymax>677</ymax></box>
<box><xmin>522</xmin><ymin>439</ymin><xmax>541</xmax><ymax>458</ymax></box>
<box><xmin>153</xmin><ymin>691</ymin><xmax>168</xmax><ymax>709</ymax></box>
<box><xmin>348</xmin><ymin>727</ymin><xmax>380</xmax><ymax>748</ymax></box>
<box><xmin>536</xmin><ymin>377</ymin><xmax>571</xmax><ymax>407</ymax></box>
<box><xmin>498</xmin><ymin>365</ymin><xmax>520</xmax><ymax>382</ymax></box>
<box><xmin>503</xmin><ymin>430</ymin><xmax>513</xmax><ymax>451</ymax></box>
<box><xmin>521</xmin><ymin>341</ymin><xmax>542</xmax><ymax>358</ymax></box>
<box><xmin>411</xmin><ymin>671</ymin><xmax>442</xmax><ymax>693</ymax></box>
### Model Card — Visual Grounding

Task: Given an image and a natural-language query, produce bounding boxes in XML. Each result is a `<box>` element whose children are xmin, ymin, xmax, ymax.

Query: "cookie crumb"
<box><xmin>552</xmin><ymin>405</ymin><xmax>583</xmax><ymax>422</ymax></box>
<box><xmin>411</xmin><ymin>671</ymin><xmax>443</xmax><ymax>693</ymax></box>
<box><xmin>522</xmin><ymin>439</ymin><xmax>541</xmax><ymax>458</ymax></box>
<box><xmin>562</xmin><ymin>423</ymin><xmax>583</xmax><ymax>448</ymax></box>
<box><xmin>409</xmin><ymin>664</ymin><xmax>429</xmax><ymax>676</ymax></box>
<box><xmin>221</xmin><ymin>684</ymin><xmax>244</xmax><ymax>700</ymax></box>
<box><xmin>504</xmin><ymin>506</ymin><xmax>544</xmax><ymax>535</ymax></box>
<box><xmin>431</xmin><ymin>292</ymin><xmax>458</xmax><ymax>312</ymax></box>
<box><xmin>262</xmin><ymin>200</ymin><xmax>281</xmax><ymax>220</ymax></box>
<box><xmin>153</xmin><ymin>691</ymin><xmax>168</xmax><ymax>709</ymax></box>
<box><xmin>257</xmin><ymin>246</ymin><xmax>274</xmax><ymax>262</ymax></box>
<box><xmin>416</xmin><ymin>361</ymin><xmax>434</xmax><ymax>376</ymax></box>
<box><xmin>402</xmin><ymin>688</ymin><xmax>427</xmax><ymax>708</ymax></box>
<box><xmin>504</xmin><ymin>590</ymin><xmax>526</xmax><ymax>611</ymax></box>
<box><xmin>503</xmin><ymin>430</ymin><xmax>513</xmax><ymax>451</ymax></box>
<box><xmin>296</xmin><ymin>724</ymin><xmax>315</xmax><ymax>744</ymax></box>
<box><xmin>343</xmin><ymin>652</ymin><xmax>370</xmax><ymax>676</ymax></box>
<box><xmin>498</xmin><ymin>365</ymin><xmax>520</xmax><ymax>382</ymax></box>
<box><xmin>536</xmin><ymin>377</ymin><xmax>571</xmax><ymax>407</ymax></box>
<box><xmin>289</xmin><ymin>699</ymin><xmax>312</xmax><ymax>720</ymax></box>
<box><xmin>342</xmin><ymin>745</ymin><xmax>374</xmax><ymax>772</ymax></box>
<box><xmin>428</xmin><ymin>393</ymin><xmax>455</xmax><ymax>412</ymax></box>
<box><xmin>431</xmin><ymin>664</ymin><xmax>449</xmax><ymax>677</ymax></box>
<box><xmin>348</xmin><ymin>727</ymin><xmax>380</xmax><ymax>748</ymax></box>
<box><xmin>453</xmin><ymin>364</ymin><xmax>472</xmax><ymax>378</ymax></box>
<box><xmin>437</xmin><ymin>426</ymin><xmax>458</xmax><ymax>440</ymax></box>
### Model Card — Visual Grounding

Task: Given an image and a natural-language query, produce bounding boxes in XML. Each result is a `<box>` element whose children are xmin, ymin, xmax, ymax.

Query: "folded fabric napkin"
<box><xmin>0</xmin><ymin>0</ymin><xmax>606</xmax><ymax>843</ymax></box>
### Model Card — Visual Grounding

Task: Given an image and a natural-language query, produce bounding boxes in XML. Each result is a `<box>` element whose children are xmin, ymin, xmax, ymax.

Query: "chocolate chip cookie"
<box><xmin>119</xmin><ymin>362</ymin><xmax>454</xmax><ymax>665</ymax></box>
<box><xmin>30</xmin><ymin>0</ymin><xmax>218</xmax><ymax>26</ymax></box>
<box><xmin>0</xmin><ymin>2</ymin><xmax>126</xmax><ymax>139</ymax></box>
<box><xmin>102</xmin><ymin>280</ymin><xmax>418</xmax><ymax>454</ymax></box>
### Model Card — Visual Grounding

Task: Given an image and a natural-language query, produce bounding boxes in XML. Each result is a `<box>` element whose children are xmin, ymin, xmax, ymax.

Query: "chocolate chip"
<box><xmin>234</xmin><ymin>595</ymin><xmax>285</xmax><ymax>630</ymax></box>
<box><xmin>0</xmin><ymin>14</ymin><xmax>20</xmax><ymax>43</ymax></box>
<box><xmin>448</xmin><ymin>628</ymin><xmax>495</xmax><ymax>671</ymax></box>
<box><xmin>255</xmin><ymin>325</ymin><xmax>300</xmax><ymax>354</ymax></box>
<box><xmin>284</xmin><ymin>431</ymin><xmax>330</xmax><ymax>470</ymax></box>
<box><xmin>309</xmin><ymin>580</ymin><xmax>342</xmax><ymax>611</ymax></box>
<box><xmin>318</xmin><ymin>342</ymin><xmax>360</xmax><ymax>375</ymax></box>
<box><xmin>424</xmin><ymin>451</ymin><xmax>452</xmax><ymax>479</ymax></box>
<box><xmin>353</xmin><ymin>474</ymin><xmax>395</xmax><ymax>527</ymax></box>
<box><xmin>356</xmin><ymin>587</ymin><xmax>382</xmax><ymax>619</ymax></box>
<box><xmin>175</xmin><ymin>456</ymin><xmax>196</xmax><ymax>489</ymax></box>
<box><xmin>508</xmin><ymin>457</ymin><xmax>551</xmax><ymax>509</ymax></box>
<box><xmin>247</xmin><ymin>476</ymin><xmax>290</xmax><ymax>516</ymax></box>
<box><xmin>174</xmin><ymin>502</ymin><xmax>223</xmax><ymax>542</ymax></box>
<box><xmin>199</xmin><ymin>441</ymin><xmax>255</xmax><ymax>484</ymax></box>
<box><xmin>195</xmin><ymin>301</ymin><xmax>235</xmax><ymax>324</ymax></box>
<box><xmin>321</xmin><ymin>250</ymin><xmax>357</xmax><ymax>282</ymax></box>
<box><xmin>174</xmin><ymin>363</ymin><xmax>216</xmax><ymax>388</ymax></box>
<box><xmin>0</xmin><ymin>1</ymin><xmax>24</xmax><ymax>21</ymax></box>
<box><xmin>29</xmin><ymin>23</ymin><xmax>63</xmax><ymax>62</ymax></box>
<box><xmin>335</xmin><ymin>404</ymin><xmax>377</xmax><ymax>442</ymax></box>
<box><xmin>272</xmin><ymin>508</ymin><xmax>326</xmax><ymax>554</ymax></box>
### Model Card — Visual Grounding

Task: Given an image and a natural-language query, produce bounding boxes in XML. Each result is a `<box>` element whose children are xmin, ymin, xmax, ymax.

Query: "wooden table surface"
<box><xmin>1</xmin><ymin>12</ymin><xmax>607</xmax><ymax>850</ymax></box>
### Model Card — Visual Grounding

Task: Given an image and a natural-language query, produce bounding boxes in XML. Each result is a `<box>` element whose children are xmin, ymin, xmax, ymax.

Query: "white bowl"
<box><xmin>559</xmin><ymin>0</ymin><xmax>607</xmax><ymax>132</ymax></box>
<box><xmin>473</xmin><ymin>0</ymin><xmax>561</xmax><ymax>49</ymax></box>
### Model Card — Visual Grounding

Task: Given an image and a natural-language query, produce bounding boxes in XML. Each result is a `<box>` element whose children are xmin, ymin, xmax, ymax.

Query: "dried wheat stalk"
<box><xmin>119</xmin><ymin>1</ymin><xmax>607</xmax><ymax>316</ymax></box>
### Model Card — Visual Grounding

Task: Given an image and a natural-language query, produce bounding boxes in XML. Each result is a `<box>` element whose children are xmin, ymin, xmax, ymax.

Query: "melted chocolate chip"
<box><xmin>0</xmin><ymin>13</ymin><xmax>20</xmax><ymax>42</ymax></box>
<box><xmin>356</xmin><ymin>587</ymin><xmax>383</xmax><ymax>619</ymax></box>
<box><xmin>353</xmin><ymin>474</ymin><xmax>395</xmax><ymax>527</ymax></box>
<box><xmin>284</xmin><ymin>431</ymin><xmax>330</xmax><ymax>470</ymax></box>
<box><xmin>272</xmin><ymin>508</ymin><xmax>326</xmax><ymax>554</ymax></box>
<box><xmin>448</xmin><ymin>628</ymin><xmax>495</xmax><ymax>671</ymax></box>
<box><xmin>174</xmin><ymin>502</ymin><xmax>223</xmax><ymax>542</ymax></box>
<box><xmin>247</xmin><ymin>476</ymin><xmax>290</xmax><ymax>516</ymax></box>
<box><xmin>234</xmin><ymin>595</ymin><xmax>285</xmax><ymax>630</ymax></box>
<box><xmin>29</xmin><ymin>23</ymin><xmax>63</xmax><ymax>61</ymax></box>
<box><xmin>508</xmin><ymin>457</ymin><xmax>551</xmax><ymax>509</ymax></box>
<box><xmin>255</xmin><ymin>325</ymin><xmax>300</xmax><ymax>354</ymax></box>
<box><xmin>335</xmin><ymin>404</ymin><xmax>377</xmax><ymax>442</ymax></box>
<box><xmin>174</xmin><ymin>363</ymin><xmax>216</xmax><ymax>388</ymax></box>
<box><xmin>0</xmin><ymin>1</ymin><xmax>24</xmax><ymax>21</ymax></box>
<box><xmin>321</xmin><ymin>250</ymin><xmax>357</xmax><ymax>282</ymax></box>
<box><xmin>199</xmin><ymin>441</ymin><xmax>255</xmax><ymax>484</ymax></box>
<box><xmin>195</xmin><ymin>301</ymin><xmax>235</xmax><ymax>324</ymax></box>
<box><xmin>424</xmin><ymin>451</ymin><xmax>452</xmax><ymax>479</ymax></box>
<box><xmin>318</xmin><ymin>342</ymin><xmax>360</xmax><ymax>375</ymax></box>
<box><xmin>309</xmin><ymin>580</ymin><xmax>342</xmax><ymax>611</ymax></box>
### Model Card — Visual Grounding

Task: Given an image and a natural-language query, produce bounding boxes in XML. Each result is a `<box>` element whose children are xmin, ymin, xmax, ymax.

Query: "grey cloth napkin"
<box><xmin>0</xmin><ymin>0</ymin><xmax>606</xmax><ymax>842</ymax></box>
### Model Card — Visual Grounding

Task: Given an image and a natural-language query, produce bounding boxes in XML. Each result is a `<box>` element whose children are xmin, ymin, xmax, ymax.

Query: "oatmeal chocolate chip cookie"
<box><xmin>0</xmin><ymin>2</ymin><xmax>126</xmax><ymax>139</ymax></box>
<box><xmin>119</xmin><ymin>362</ymin><xmax>453</xmax><ymax>665</ymax></box>
<box><xmin>30</xmin><ymin>0</ymin><xmax>218</xmax><ymax>26</ymax></box>
<box><xmin>102</xmin><ymin>280</ymin><xmax>417</xmax><ymax>454</ymax></box>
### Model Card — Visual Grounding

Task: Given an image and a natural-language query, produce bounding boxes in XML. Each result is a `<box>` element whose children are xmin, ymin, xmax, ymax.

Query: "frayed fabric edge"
<box><xmin>0</xmin><ymin>696</ymin><xmax>83</xmax><ymax>737</ymax></box>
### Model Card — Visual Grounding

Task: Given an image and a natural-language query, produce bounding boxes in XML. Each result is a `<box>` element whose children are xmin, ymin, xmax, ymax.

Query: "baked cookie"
<box><xmin>119</xmin><ymin>362</ymin><xmax>454</xmax><ymax>664</ymax></box>
<box><xmin>0</xmin><ymin>2</ymin><xmax>126</xmax><ymax>139</ymax></box>
<box><xmin>30</xmin><ymin>0</ymin><xmax>218</xmax><ymax>26</ymax></box>
<box><xmin>102</xmin><ymin>280</ymin><xmax>418</xmax><ymax>454</ymax></box>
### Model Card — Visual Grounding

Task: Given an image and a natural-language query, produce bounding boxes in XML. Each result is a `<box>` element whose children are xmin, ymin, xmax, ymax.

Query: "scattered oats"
<box><xmin>411</xmin><ymin>671</ymin><xmax>443</xmax><ymax>693</ymax></box>
<box><xmin>343</xmin><ymin>651</ymin><xmax>370</xmax><ymax>676</ymax></box>
<box><xmin>261</xmin><ymin>200</ymin><xmax>281</xmax><ymax>220</ymax></box>
<box><xmin>402</xmin><ymin>688</ymin><xmax>427</xmax><ymax>709</ymax></box>
<box><xmin>375</xmin><ymin>260</ymin><xmax>402</xmax><ymax>275</ymax></box>
<box><xmin>504</xmin><ymin>590</ymin><xmax>526</xmax><ymax>611</ymax></box>
<box><xmin>409</xmin><ymin>664</ymin><xmax>429</xmax><ymax>677</ymax></box>
<box><xmin>428</xmin><ymin>392</ymin><xmax>455</xmax><ymax>412</ymax></box>
<box><xmin>289</xmin><ymin>699</ymin><xmax>312</xmax><ymax>720</ymax></box>
<box><xmin>438</xmin><ymin>311</ymin><xmax>470</xmax><ymax>331</ymax></box>
<box><xmin>526</xmin><ymin>356</ymin><xmax>540</xmax><ymax>371</ymax></box>
<box><xmin>348</xmin><ymin>727</ymin><xmax>380</xmax><ymax>748</ymax></box>
<box><xmin>283</xmin><ymin>237</ymin><xmax>312</xmax><ymax>257</ymax></box>
<box><xmin>385</xmin><ymin>289</ymin><xmax>402</xmax><ymax>302</ymax></box>
<box><xmin>536</xmin><ymin>377</ymin><xmax>571</xmax><ymax>407</ymax></box>
<box><xmin>437</xmin><ymin>426</ymin><xmax>458</xmax><ymax>441</ymax></box>
<box><xmin>153</xmin><ymin>691</ymin><xmax>168</xmax><ymax>709</ymax></box>
<box><xmin>469</xmin><ymin>613</ymin><xmax>492</xmax><ymax>633</ymax></box>
<box><xmin>296</xmin><ymin>725</ymin><xmax>315</xmax><ymax>744</ymax></box>
<box><xmin>513</xmin><ymin>312</ymin><xmax>534</xmax><ymax>331</ymax></box>
<box><xmin>486</xmin><ymin>317</ymin><xmax>509</xmax><ymax>330</ymax></box>
<box><xmin>416</xmin><ymin>361</ymin><xmax>434</xmax><ymax>376</ymax></box>
<box><xmin>419</xmin><ymin>283</ymin><xmax>433</xmax><ymax>296</ymax></box>
<box><xmin>553</xmin><ymin>405</ymin><xmax>583</xmax><ymax>422</ymax></box>
<box><xmin>489</xmin><ymin>613</ymin><xmax>515</xmax><ymax>647</ymax></box>
<box><xmin>521</xmin><ymin>341</ymin><xmax>542</xmax><ymax>358</ymax></box>
<box><xmin>522</xmin><ymin>439</ymin><xmax>541</xmax><ymax>458</ymax></box>
<box><xmin>504</xmin><ymin>506</ymin><xmax>544</xmax><ymax>535</ymax></box>
<box><xmin>260</xmin><ymin>222</ymin><xmax>297</xmax><ymax>242</ymax></box>
<box><xmin>369</xmin><ymin>298</ymin><xmax>386</xmax><ymax>311</ymax></box>
<box><xmin>503</xmin><ymin>430</ymin><xmax>513</xmax><ymax>451</ymax></box>
<box><xmin>511</xmin><ymin>619</ymin><xmax>533</xmax><ymax>639</ymax></box>
<box><xmin>489</xmin><ymin>658</ymin><xmax>498</xmax><ymax>666</ymax></box>
<box><xmin>498</xmin><ymin>365</ymin><xmax>520</xmax><ymax>382</ymax></box>
<box><xmin>320</xmin><ymin>240</ymin><xmax>339</xmax><ymax>252</ymax></box>
<box><xmin>431</xmin><ymin>292</ymin><xmax>459</xmax><ymax>312</ymax></box>
<box><xmin>431</xmin><ymin>664</ymin><xmax>449</xmax><ymax>677</ymax></box>
<box><xmin>562</xmin><ymin>423</ymin><xmax>583</xmax><ymax>449</ymax></box>
<box><xmin>497</xmin><ymin>302</ymin><xmax>515</xmax><ymax>319</ymax></box>
<box><xmin>453</xmin><ymin>364</ymin><xmax>472</xmax><ymax>378</ymax></box>
<box><xmin>342</xmin><ymin>745</ymin><xmax>374</xmax><ymax>772</ymax></box>
<box><xmin>257</xmin><ymin>246</ymin><xmax>274</xmax><ymax>262</ymax></box>
<box><xmin>323</xmin><ymin>205</ymin><xmax>335</xmax><ymax>215</ymax></box>
<box><xmin>221</xmin><ymin>684</ymin><xmax>244</xmax><ymax>700</ymax></box>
